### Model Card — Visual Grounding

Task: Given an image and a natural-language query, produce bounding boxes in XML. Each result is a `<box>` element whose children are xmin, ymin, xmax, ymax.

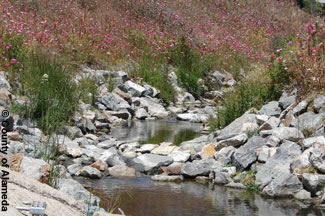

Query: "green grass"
<box><xmin>210</xmin><ymin>80</ymin><xmax>281</xmax><ymax>130</ymax></box>
<box><xmin>19</xmin><ymin>49</ymin><xmax>78</xmax><ymax>134</ymax></box>
<box><xmin>134</xmin><ymin>55</ymin><xmax>175</xmax><ymax>103</ymax></box>
<box><xmin>77</xmin><ymin>77</ymin><xmax>98</xmax><ymax>105</ymax></box>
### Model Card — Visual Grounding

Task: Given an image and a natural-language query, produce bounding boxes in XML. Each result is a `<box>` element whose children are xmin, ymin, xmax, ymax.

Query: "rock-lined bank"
<box><xmin>1</xmin><ymin>67</ymin><xmax>325</xmax><ymax>214</ymax></box>
<box><xmin>0</xmin><ymin>67</ymin><xmax>235</xmax><ymax>215</ymax></box>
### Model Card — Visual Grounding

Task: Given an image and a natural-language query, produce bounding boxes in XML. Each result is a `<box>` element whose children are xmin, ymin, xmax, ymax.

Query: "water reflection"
<box><xmin>109</xmin><ymin>120</ymin><xmax>202</xmax><ymax>145</ymax></box>
<box><xmin>77</xmin><ymin>176</ymin><xmax>324</xmax><ymax>216</ymax></box>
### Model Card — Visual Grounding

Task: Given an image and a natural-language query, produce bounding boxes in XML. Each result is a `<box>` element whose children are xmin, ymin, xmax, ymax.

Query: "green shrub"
<box><xmin>212</xmin><ymin>80</ymin><xmax>281</xmax><ymax>130</ymax></box>
<box><xmin>135</xmin><ymin>55</ymin><xmax>175</xmax><ymax>103</ymax></box>
<box><xmin>167</xmin><ymin>38</ymin><xmax>215</xmax><ymax>98</ymax></box>
<box><xmin>245</xmin><ymin>182</ymin><xmax>259</xmax><ymax>192</ymax></box>
<box><xmin>19</xmin><ymin>50</ymin><xmax>78</xmax><ymax>134</ymax></box>
<box><xmin>78</xmin><ymin>77</ymin><xmax>97</xmax><ymax>105</ymax></box>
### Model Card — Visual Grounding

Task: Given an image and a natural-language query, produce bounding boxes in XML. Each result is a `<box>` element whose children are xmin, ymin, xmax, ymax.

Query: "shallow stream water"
<box><xmin>78</xmin><ymin>120</ymin><xmax>323</xmax><ymax>216</ymax></box>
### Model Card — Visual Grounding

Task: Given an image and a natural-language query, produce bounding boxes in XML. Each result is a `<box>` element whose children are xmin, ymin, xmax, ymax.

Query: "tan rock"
<box><xmin>108</xmin><ymin>165</ymin><xmax>136</xmax><ymax>177</ymax></box>
<box><xmin>200</xmin><ymin>143</ymin><xmax>216</xmax><ymax>158</ymax></box>
<box><xmin>91</xmin><ymin>160</ymin><xmax>108</xmax><ymax>171</ymax></box>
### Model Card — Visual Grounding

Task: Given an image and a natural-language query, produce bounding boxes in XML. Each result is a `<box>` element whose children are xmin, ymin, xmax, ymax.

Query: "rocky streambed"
<box><xmin>2</xmin><ymin>68</ymin><xmax>325</xmax><ymax>215</ymax></box>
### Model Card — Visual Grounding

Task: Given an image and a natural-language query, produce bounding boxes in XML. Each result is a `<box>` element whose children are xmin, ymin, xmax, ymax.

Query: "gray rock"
<box><xmin>292</xmin><ymin>112</ymin><xmax>325</xmax><ymax>132</ymax></box>
<box><xmin>181</xmin><ymin>158</ymin><xmax>220</xmax><ymax>177</ymax></box>
<box><xmin>271</xmin><ymin>127</ymin><xmax>304</xmax><ymax>142</ymax></box>
<box><xmin>99</xmin><ymin>147</ymin><xmax>126</xmax><ymax>167</ymax></box>
<box><xmin>80</xmin><ymin>166</ymin><xmax>103</xmax><ymax>179</ymax></box>
<box><xmin>225</xmin><ymin>182</ymin><xmax>246</xmax><ymax>189</ymax></box>
<box><xmin>67</xmin><ymin>163</ymin><xmax>83</xmax><ymax>176</ymax></box>
<box><xmin>179</xmin><ymin>135</ymin><xmax>208</xmax><ymax>154</ymax></box>
<box><xmin>302</xmin><ymin>173</ymin><xmax>325</xmax><ymax>196</ymax></box>
<box><xmin>136</xmin><ymin>144</ymin><xmax>157</xmax><ymax>154</ymax></box>
<box><xmin>215</xmin><ymin>133</ymin><xmax>248</xmax><ymax>151</ymax></box>
<box><xmin>233</xmin><ymin>171</ymin><xmax>248</xmax><ymax>183</ymax></box>
<box><xmin>8</xmin><ymin>141</ymin><xmax>24</xmax><ymax>155</ymax></box>
<box><xmin>256</xmin><ymin>114</ymin><xmax>269</xmax><ymax>125</ymax></box>
<box><xmin>293</xmin><ymin>100</ymin><xmax>308</xmax><ymax>116</ymax></box>
<box><xmin>57</xmin><ymin>178</ymin><xmax>100</xmax><ymax>209</ymax></box>
<box><xmin>143</xmin><ymin>84</ymin><xmax>160</xmax><ymax>98</ymax></box>
<box><xmin>294</xmin><ymin>189</ymin><xmax>312</xmax><ymax>200</ymax></box>
<box><xmin>77</xmin><ymin>118</ymin><xmax>96</xmax><ymax>134</ymax></box>
<box><xmin>232</xmin><ymin>136</ymin><xmax>267</xmax><ymax>170</ymax></box>
<box><xmin>262</xmin><ymin>172</ymin><xmax>302</xmax><ymax>197</ymax></box>
<box><xmin>259</xmin><ymin>101</ymin><xmax>281</xmax><ymax>117</ymax></box>
<box><xmin>83</xmin><ymin>145</ymin><xmax>103</xmax><ymax>161</ymax></box>
<box><xmin>279</xmin><ymin>95</ymin><xmax>296</xmax><ymax>110</ymax></box>
<box><xmin>122</xmin><ymin>80</ymin><xmax>146</xmax><ymax>97</ymax></box>
<box><xmin>97</xmin><ymin>139</ymin><xmax>117</xmax><ymax>149</ymax></box>
<box><xmin>108</xmin><ymin>165</ymin><xmax>136</xmax><ymax>177</ymax></box>
<box><xmin>20</xmin><ymin>157</ymin><xmax>49</xmax><ymax>182</ymax></box>
<box><xmin>0</xmin><ymin>75</ymin><xmax>11</xmax><ymax>91</ymax></box>
<box><xmin>64</xmin><ymin>126</ymin><xmax>83</xmax><ymax>139</ymax></box>
<box><xmin>218</xmin><ymin>113</ymin><xmax>257</xmax><ymax>137</ymax></box>
<box><xmin>212</xmin><ymin>169</ymin><xmax>232</xmax><ymax>185</ymax></box>
<box><xmin>169</xmin><ymin>151</ymin><xmax>191</xmax><ymax>163</ymax></box>
<box><xmin>290</xmin><ymin>147</ymin><xmax>313</xmax><ymax>174</ymax></box>
<box><xmin>176</xmin><ymin>113</ymin><xmax>208</xmax><ymax>123</ymax></box>
<box><xmin>151</xmin><ymin>175</ymin><xmax>184</xmax><ymax>182</ymax></box>
<box><xmin>256</xmin><ymin>141</ymin><xmax>302</xmax><ymax>189</ymax></box>
<box><xmin>135</xmin><ymin>108</ymin><xmax>149</xmax><ymax>120</ymax></box>
<box><xmin>303</xmin><ymin>136</ymin><xmax>325</xmax><ymax>149</ymax></box>
<box><xmin>131</xmin><ymin>154</ymin><xmax>173</xmax><ymax>174</ymax></box>
<box><xmin>257</xmin><ymin>146</ymin><xmax>277</xmax><ymax>162</ymax></box>
<box><xmin>309</xmin><ymin>143</ymin><xmax>325</xmax><ymax>174</ymax></box>
<box><xmin>133</xmin><ymin>97</ymin><xmax>168</xmax><ymax>119</ymax></box>
<box><xmin>214</xmin><ymin>146</ymin><xmax>235</xmax><ymax>165</ymax></box>
<box><xmin>313</xmin><ymin>95</ymin><xmax>325</xmax><ymax>113</ymax></box>
<box><xmin>98</xmin><ymin>93</ymin><xmax>131</xmax><ymax>112</ymax></box>
<box><xmin>259</xmin><ymin>117</ymin><xmax>280</xmax><ymax>131</ymax></box>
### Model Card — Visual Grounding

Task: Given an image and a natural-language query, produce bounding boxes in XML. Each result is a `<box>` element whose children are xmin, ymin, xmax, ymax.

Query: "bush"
<box><xmin>134</xmin><ymin>55</ymin><xmax>175</xmax><ymax>103</ymax></box>
<box><xmin>211</xmin><ymin>80</ymin><xmax>281</xmax><ymax>130</ymax></box>
<box><xmin>167</xmin><ymin>38</ymin><xmax>215</xmax><ymax>98</ymax></box>
<box><xmin>77</xmin><ymin>77</ymin><xmax>97</xmax><ymax>105</ymax></box>
<box><xmin>19</xmin><ymin>50</ymin><xmax>78</xmax><ymax>134</ymax></box>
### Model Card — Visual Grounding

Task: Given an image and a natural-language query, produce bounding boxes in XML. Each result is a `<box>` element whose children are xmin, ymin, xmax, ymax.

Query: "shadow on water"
<box><xmin>77</xmin><ymin>176</ymin><xmax>324</xmax><ymax>216</ymax></box>
<box><xmin>109</xmin><ymin>120</ymin><xmax>202</xmax><ymax>145</ymax></box>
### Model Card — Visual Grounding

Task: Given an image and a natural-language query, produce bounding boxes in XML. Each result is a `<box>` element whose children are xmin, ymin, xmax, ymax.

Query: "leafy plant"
<box><xmin>245</xmin><ymin>182</ymin><xmax>259</xmax><ymax>192</ymax></box>
<box><xmin>19</xmin><ymin>49</ymin><xmax>78</xmax><ymax>134</ymax></box>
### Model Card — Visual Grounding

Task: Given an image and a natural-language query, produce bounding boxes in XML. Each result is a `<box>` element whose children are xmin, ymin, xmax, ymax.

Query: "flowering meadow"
<box><xmin>0</xmin><ymin>0</ymin><xmax>313</xmax><ymax>65</ymax></box>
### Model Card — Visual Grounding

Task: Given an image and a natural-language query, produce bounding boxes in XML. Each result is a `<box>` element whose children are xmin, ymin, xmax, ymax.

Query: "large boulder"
<box><xmin>181</xmin><ymin>158</ymin><xmax>220</xmax><ymax>177</ymax></box>
<box><xmin>168</xmin><ymin>151</ymin><xmax>191</xmax><ymax>163</ymax></box>
<box><xmin>19</xmin><ymin>156</ymin><xmax>49</xmax><ymax>183</ymax></box>
<box><xmin>99</xmin><ymin>147</ymin><xmax>126</xmax><ymax>167</ymax></box>
<box><xmin>302</xmin><ymin>136</ymin><xmax>325</xmax><ymax>149</ymax></box>
<box><xmin>313</xmin><ymin>95</ymin><xmax>325</xmax><ymax>113</ymax></box>
<box><xmin>98</xmin><ymin>93</ymin><xmax>132</xmax><ymax>112</ymax></box>
<box><xmin>309</xmin><ymin>142</ymin><xmax>325</xmax><ymax>174</ymax></box>
<box><xmin>232</xmin><ymin>136</ymin><xmax>267</xmax><ymax>170</ymax></box>
<box><xmin>57</xmin><ymin>178</ymin><xmax>100</xmax><ymax>209</ymax></box>
<box><xmin>108</xmin><ymin>165</ymin><xmax>136</xmax><ymax>178</ymax></box>
<box><xmin>179</xmin><ymin>135</ymin><xmax>208</xmax><ymax>154</ymax></box>
<box><xmin>133</xmin><ymin>97</ymin><xmax>169</xmax><ymax>119</ymax></box>
<box><xmin>302</xmin><ymin>173</ymin><xmax>325</xmax><ymax>196</ymax></box>
<box><xmin>293</xmin><ymin>100</ymin><xmax>309</xmax><ymax>116</ymax></box>
<box><xmin>218</xmin><ymin>113</ymin><xmax>257</xmax><ymax>137</ymax></box>
<box><xmin>121</xmin><ymin>80</ymin><xmax>146</xmax><ymax>97</ymax></box>
<box><xmin>267</xmin><ymin>127</ymin><xmax>304</xmax><ymax>146</ymax></box>
<box><xmin>262</xmin><ymin>173</ymin><xmax>302</xmax><ymax>197</ymax></box>
<box><xmin>256</xmin><ymin>141</ymin><xmax>301</xmax><ymax>189</ymax></box>
<box><xmin>279</xmin><ymin>95</ymin><xmax>296</xmax><ymax>110</ymax></box>
<box><xmin>80</xmin><ymin>166</ymin><xmax>103</xmax><ymax>179</ymax></box>
<box><xmin>214</xmin><ymin>146</ymin><xmax>235</xmax><ymax>165</ymax></box>
<box><xmin>131</xmin><ymin>154</ymin><xmax>173</xmax><ymax>174</ymax></box>
<box><xmin>259</xmin><ymin>101</ymin><xmax>281</xmax><ymax>117</ymax></box>
<box><xmin>290</xmin><ymin>147</ymin><xmax>313</xmax><ymax>175</ymax></box>
<box><xmin>215</xmin><ymin>133</ymin><xmax>248</xmax><ymax>151</ymax></box>
<box><xmin>292</xmin><ymin>112</ymin><xmax>325</xmax><ymax>133</ymax></box>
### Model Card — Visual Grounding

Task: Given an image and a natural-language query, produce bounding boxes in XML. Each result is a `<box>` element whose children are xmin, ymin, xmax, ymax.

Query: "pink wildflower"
<box><xmin>10</xmin><ymin>58</ymin><xmax>17</xmax><ymax>64</ymax></box>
